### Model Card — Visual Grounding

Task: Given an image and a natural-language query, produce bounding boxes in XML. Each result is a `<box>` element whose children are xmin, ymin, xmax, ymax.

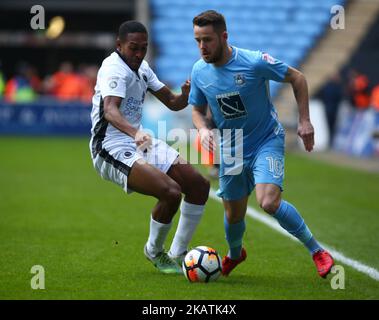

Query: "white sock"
<box><xmin>146</xmin><ymin>216</ymin><xmax>172</xmax><ymax>257</ymax></box>
<box><xmin>169</xmin><ymin>201</ymin><xmax>205</xmax><ymax>257</ymax></box>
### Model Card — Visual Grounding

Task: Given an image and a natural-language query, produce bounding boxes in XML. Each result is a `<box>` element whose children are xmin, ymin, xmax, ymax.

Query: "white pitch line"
<box><xmin>209</xmin><ymin>189</ymin><xmax>379</xmax><ymax>282</ymax></box>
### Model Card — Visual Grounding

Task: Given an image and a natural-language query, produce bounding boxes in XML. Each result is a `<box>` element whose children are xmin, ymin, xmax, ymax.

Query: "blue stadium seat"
<box><xmin>150</xmin><ymin>0</ymin><xmax>339</xmax><ymax>94</ymax></box>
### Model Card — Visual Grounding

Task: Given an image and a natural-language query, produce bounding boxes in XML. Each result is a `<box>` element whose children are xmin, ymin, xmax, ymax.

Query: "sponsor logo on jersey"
<box><xmin>234</xmin><ymin>73</ymin><xmax>246</xmax><ymax>86</ymax></box>
<box><xmin>216</xmin><ymin>91</ymin><xmax>247</xmax><ymax>120</ymax></box>
<box><xmin>123</xmin><ymin>96</ymin><xmax>144</xmax><ymax>125</ymax></box>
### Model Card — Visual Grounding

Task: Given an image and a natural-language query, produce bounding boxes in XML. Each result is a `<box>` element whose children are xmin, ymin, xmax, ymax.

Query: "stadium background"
<box><xmin>0</xmin><ymin>0</ymin><xmax>378</xmax><ymax>300</ymax></box>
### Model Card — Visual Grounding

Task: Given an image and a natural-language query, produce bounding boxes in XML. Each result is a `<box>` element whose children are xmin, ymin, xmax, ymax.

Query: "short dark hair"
<box><xmin>118</xmin><ymin>21</ymin><xmax>147</xmax><ymax>42</ymax></box>
<box><xmin>192</xmin><ymin>10</ymin><xmax>227</xmax><ymax>33</ymax></box>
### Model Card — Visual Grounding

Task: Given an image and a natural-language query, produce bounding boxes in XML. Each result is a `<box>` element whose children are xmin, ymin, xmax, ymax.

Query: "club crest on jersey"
<box><xmin>124</xmin><ymin>151</ymin><xmax>133</xmax><ymax>159</ymax></box>
<box><xmin>216</xmin><ymin>91</ymin><xmax>247</xmax><ymax>120</ymax></box>
<box><xmin>234</xmin><ymin>73</ymin><xmax>246</xmax><ymax>86</ymax></box>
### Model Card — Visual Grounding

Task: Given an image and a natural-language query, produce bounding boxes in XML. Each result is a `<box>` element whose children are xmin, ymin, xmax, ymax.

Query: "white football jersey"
<box><xmin>90</xmin><ymin>51</ymin><xmax>164</xmax><ymax>158</ymax></box>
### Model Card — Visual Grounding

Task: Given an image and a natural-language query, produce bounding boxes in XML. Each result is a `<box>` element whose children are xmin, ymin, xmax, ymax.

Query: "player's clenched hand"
<box><xmin>199</xmin><ymin>128</ymin><xmax>216</xmax><ymax>153</ymax></box>
<box><xmin>298</xmin><ymin>120</ymin><xmax>314</xmax><ymax>152</ymax></box>
<box><xmin>135</xmin><ymin>130</ymin><xmax>152</xmax><ymax>152</ymax></box>
<box><xmin>181</xmin><ymin>80</ymin><xmax>191</xmax><ymax>97</ymax></box>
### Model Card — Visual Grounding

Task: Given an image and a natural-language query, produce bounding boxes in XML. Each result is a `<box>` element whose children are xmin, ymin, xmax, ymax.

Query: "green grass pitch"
<box><xmin>0</xmin><ymin>137</ymin><xmax>378</xmax><ymax>299</ymax></box>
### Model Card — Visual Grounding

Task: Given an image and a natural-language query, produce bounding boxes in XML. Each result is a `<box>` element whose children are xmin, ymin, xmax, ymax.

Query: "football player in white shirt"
<box><xmin>90</xmin><ymin>21</ymin><xmax>210</xmax><ymax>274</ymax></box>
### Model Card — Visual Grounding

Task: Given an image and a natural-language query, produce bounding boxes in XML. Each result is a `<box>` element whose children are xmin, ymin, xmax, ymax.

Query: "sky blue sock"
<box><xmin>224</xmin><ymin>214</ymin><xmax>246</xmax><ymax>259</ymax></box>
<box><xmin>273</xmin><ymin>200</ymin><xmax>323</xmax><ymax>254</ymax></box>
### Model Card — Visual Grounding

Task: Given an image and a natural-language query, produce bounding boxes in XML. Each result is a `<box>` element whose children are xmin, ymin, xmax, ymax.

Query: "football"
<box><xmin>182</xmin><ymin>246</ymin><xmax>222</xmax><ymax>283</ymax></box>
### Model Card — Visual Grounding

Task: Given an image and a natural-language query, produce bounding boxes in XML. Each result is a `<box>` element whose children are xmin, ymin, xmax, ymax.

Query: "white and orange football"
<box><xmin>182</xmin><ymin>246</ymin><xmax>222</xmax><ymax>283</ymax></box>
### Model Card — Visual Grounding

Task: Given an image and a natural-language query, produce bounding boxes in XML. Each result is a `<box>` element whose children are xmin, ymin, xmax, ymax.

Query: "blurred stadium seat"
<box><xmin>150</xmin><ymin>0</ymin><xmax>346</xmax><ymax>98</ymax></box>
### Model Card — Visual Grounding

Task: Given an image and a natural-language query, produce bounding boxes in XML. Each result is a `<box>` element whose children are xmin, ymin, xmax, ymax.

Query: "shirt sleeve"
<box><xmin>146</xmin><ymin>66</ymin><xmax>165</xmax><ymax>92</ymax></box>
<box><xmin>254</xmin><ymin>51</ymin><xmax>289</xmax><ymax>82</ymax></box>
<box><xmin>99</xmin><ymin>64</ymin><xmax>128</xmax><ymax>98</ymax></box>
<box><xmin>189</xmin><ymin>67</ymin><xmax>207</xmax><ymax>107</ymax></box>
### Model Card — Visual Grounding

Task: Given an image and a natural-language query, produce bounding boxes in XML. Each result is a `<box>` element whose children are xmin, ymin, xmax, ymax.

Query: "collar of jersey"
<box><xmin>212</xmin><ymin>46</ymin><xmax>237</xmax><ymax>68</ymax></box>
<box><xmin>114</xmin><ymin>49</ymin><xmax>140</xmax><ymax>78</ymax></box>
<box><xmin>228</xmin><ymin>46</ymin><xmax>237</xmax><ymax>64</ymax></box>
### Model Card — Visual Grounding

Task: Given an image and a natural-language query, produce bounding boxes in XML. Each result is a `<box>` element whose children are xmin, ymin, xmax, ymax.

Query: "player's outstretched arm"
<box><xmin>192</xmin><ymin>105</ymin><xmax>209</xmax><ymax>130</ymax></box>
<box><xmin>104</xmin><ymin>96</ymin><xmax>138</xmax><ymax>137</ymax></box>
<box><xmin>104</xmin><ymin>96</ymin><xmax>151</xmax><ymax>149</ymax></box>
<box><xmin>151</xmin><ymin>80</ymin><xmax>191</xmax><ymax>111</ymax></box>
<box><xmin>193</xmin><ymin>105</ymin><xmax>216</xmax><ymax>152</ymax></box>
<box><xmin>283</xmin><ymin>66</ymin><xmax>314</xmax><ymax>152</ymax></box>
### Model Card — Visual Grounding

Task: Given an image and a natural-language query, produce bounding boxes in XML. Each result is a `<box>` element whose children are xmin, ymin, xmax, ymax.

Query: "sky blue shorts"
<box><xmin>217</xmin><ymin>131</ymin><xmax>285</xmax><ymax>201</ymax></box>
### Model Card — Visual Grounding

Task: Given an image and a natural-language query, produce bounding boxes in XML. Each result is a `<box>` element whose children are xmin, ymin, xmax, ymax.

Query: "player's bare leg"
<box><xmin>221</xmin><ymin>196</ymin><xmax>248</xmax><ymax>276</ymax></box>
<box><xmin>166</xmin><ymin>157</ymin><xmax>210</xmax><ymax>264</ymax></box>
<box><xmin>127</xmin><ymin>159</ymin><xmax>182</xmax><ymax>274</ymax></box>
<box><xmin>255</xmin><ymin>183</ymin><xmax>281</xmax><ymax>215</ymax></box>
<box><xmin>167</xmin><ymin>158</ymin><xmax>210</xmax><ymax>205</ymax></box>
<box><xmin>128</xmin><ymin>159</ymin><xmax>182</xmax><ymax>222</ymax></box>
<box><xmin>255</xmin><ymin>183</ymin><xmax>334</xmax><ymax>278</ymax></box>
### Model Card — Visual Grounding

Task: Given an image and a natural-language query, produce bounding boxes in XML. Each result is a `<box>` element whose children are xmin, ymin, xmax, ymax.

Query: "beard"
<box><xmin>203</xmin><ymin>42</ymin><xmax>224</xmax><ymax>64</ymax></box>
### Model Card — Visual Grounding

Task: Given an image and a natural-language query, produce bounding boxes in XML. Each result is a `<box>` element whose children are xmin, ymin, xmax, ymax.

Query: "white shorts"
<box><xmin>92</xmin><ymin>138</ymin><xmax>179</xmax><ymax>193</ymax></box>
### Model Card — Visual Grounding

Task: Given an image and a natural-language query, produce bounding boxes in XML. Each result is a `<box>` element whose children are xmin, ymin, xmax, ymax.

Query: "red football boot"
<box><xmin>222</xmin><ymin>248</ymin><xmax>247</xmax><ymax>276</ymax></box>
<box><xmin>312</xmin><ymin>250</ymin><xmax>334</xmax><ymax>278</ymax></box>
